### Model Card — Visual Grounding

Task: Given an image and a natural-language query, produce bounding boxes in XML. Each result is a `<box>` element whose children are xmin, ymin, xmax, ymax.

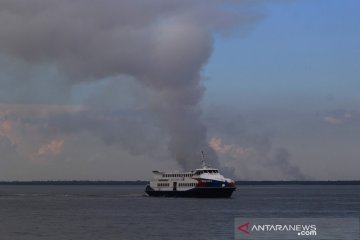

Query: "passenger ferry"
<box><xmin>145</xmin><ymin>152</ymin><xmax>236</xmax><ymax>198</ymax></box>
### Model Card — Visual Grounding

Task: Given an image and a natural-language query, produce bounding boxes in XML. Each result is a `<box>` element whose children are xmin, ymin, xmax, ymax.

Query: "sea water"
<box><xmin>0</xmin><ymin>185</ymin><xmax>359</xmax><ymax>240</ymax></box>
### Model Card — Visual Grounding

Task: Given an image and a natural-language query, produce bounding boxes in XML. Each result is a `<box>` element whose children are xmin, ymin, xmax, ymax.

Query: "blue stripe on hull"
<box><xmin>145</xmin><ymin>185</ymin><xmax>236</xmax><ymax>198</ymax></box>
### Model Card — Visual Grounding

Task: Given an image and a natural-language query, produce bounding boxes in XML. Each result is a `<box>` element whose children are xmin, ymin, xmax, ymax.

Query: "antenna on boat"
<box><xmin>201</xmin><ymin>151</ymin><xmax>207</xmax><ymax>168</ymax></box>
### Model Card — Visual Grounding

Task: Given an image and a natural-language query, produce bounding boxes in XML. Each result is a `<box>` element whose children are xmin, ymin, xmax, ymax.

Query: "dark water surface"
<box><xmin>0</xmin><ymin>185</ymin><xmax>359</xmax><ymax>240</ymax></box>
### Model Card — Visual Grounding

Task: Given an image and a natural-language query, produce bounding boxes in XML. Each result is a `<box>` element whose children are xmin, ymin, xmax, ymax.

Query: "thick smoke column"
<box><xmin>0</xmin><ymin>0</ymin><xmax>257</xmax><ymax>170</ymax></box>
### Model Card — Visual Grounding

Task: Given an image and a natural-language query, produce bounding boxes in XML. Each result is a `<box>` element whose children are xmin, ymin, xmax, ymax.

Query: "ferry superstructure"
<box><xmin>145</xmin><ymin>153</ymin><xmax>236</xmax><ymax>198</ymax></box>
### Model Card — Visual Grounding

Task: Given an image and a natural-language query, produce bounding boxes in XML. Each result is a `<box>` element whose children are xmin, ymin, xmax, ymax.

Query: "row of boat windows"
<box><xmin>162</xmin><ymin>174</ymin><xmax>193</xmax><ymax>178</ymax></box>
<box><xmin>162</xmin><ymin>170</ymin><xmax>219</xmax><ymax>178</ymax></box>
<box><xmin>157</xmin><ymin>183</ymin><xmax>196</xmax><ymax>187</ymax></box>
<box><xmin>157</xmin><ymin>183</ymin><xmax>170</xmax><ymax>187</ymax></box>
<box><xmin>195</xmin><ymin>170</ymin><xmax>219</xmax><ymax>174</ymax></box>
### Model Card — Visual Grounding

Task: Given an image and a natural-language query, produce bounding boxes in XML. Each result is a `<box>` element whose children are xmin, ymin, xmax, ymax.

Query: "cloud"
<box><xmin>36</xmin><ymin>139</ymin><xmax>64</xmax><ymax>157</ymax></box>
<box><xmin>323</xmin><ymin>116</ymin><xmax>343</xmax><ymax>125</ymax></box>
<box><xmin>0</xmin><ymin>103</ymin><xmax>175</xmax><ymax>180</ymax></box>
<box><xmin>209</xmin><ymin>137</ymin><xmax>253</xmax><ymax>159</ymax></box>
<box><xmin>322</xmin><ymin>109</ymin><xmax>355</xmax><ymax>125</ymax></box>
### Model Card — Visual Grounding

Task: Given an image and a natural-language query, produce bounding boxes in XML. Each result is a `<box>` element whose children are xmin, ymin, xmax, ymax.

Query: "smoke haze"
<box><xmin>0</xmin><ymin>0</ymin><xmax>260</xmax><ymax>170</ymax></box>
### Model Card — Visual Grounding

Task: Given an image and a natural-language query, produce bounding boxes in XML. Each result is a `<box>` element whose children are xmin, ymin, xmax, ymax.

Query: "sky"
<box><xmin>0</xmin><ymin>0</ymin><xmax>359</xmax><ymax>180</ymax></box>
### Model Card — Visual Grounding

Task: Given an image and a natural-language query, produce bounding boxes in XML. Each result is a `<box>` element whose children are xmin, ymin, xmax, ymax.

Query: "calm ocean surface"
<box><xmin>0</xmin><ymin>185</ymin><xmax>359</xmax><ymax>240</ymax></box>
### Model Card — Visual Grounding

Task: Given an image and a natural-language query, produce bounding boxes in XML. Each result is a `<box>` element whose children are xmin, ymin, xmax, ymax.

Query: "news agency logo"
<box><xmin>234</xmin><ymin>218</ymin><xmax>359</xmax><ymax>240</ymax></box>
<box><xmin>237</xmin><ymin>222</ymin><xmax>249</xmax><ymax>234</ymax></box>
<box><xmin>236</xmin><ymin>221</ymin><xmax>317</xmax><ymax>236</ymax></box>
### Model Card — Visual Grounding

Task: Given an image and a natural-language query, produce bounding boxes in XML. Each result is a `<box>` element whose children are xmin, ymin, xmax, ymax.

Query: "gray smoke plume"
<box><xmin>0</xmin><ymin>0</ymin><xmax>260</xmax><ymax>170</ymax></box>
<box><xmin>270</xmin><ymin>148</ymin><xmax>305</xmax><ymax>180</ymax></box>
<box><xmin>206</xmin><ymin>107</ymin><xmax>306</xmax><ymax>180</ymax></box>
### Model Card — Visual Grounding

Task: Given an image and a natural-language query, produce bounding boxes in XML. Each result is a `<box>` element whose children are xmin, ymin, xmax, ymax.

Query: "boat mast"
<box><xmin>201</xmin><ymin>151</ymin><xmax>207</xmax><ymax>168</ymax></box>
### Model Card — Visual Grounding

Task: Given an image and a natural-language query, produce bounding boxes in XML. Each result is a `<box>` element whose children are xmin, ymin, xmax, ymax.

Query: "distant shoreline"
<box><xmin>0</xmin><ymin>180</ymin><xmax>359</xmax><ymax>185</ymax></box>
